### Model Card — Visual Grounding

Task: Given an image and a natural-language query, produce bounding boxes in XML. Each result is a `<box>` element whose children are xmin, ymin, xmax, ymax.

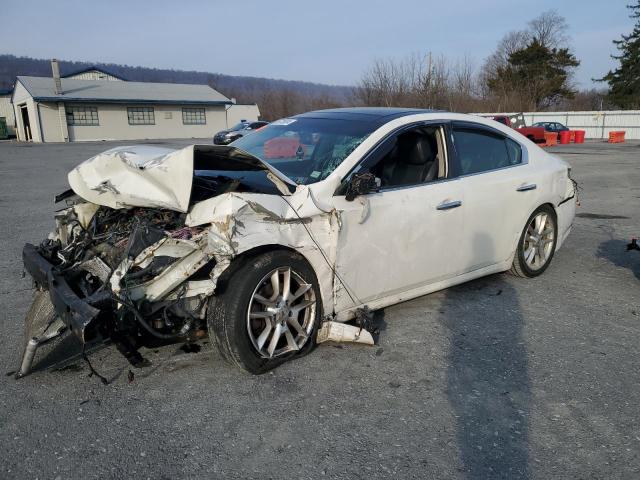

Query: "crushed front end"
<box><xmin>19</xmin><ymin>198</ymin><xmax>213</xmax><ymax>377</ymax></box>
<box><xmin>16</xmin><ymin>143</ymin><xmax>330</xmax><ymax>378</ymax></box>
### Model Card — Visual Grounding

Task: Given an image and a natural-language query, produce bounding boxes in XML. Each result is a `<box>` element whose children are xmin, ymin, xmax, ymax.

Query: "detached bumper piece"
<box><xmin>23</xmin><ymin>243</ymin><xmax>112</xmax><ymax>342</ymax></box>
<box><xmin>316</xmin><ymin>321</ymin><xmax>375</xmax><ymax>346</ymax></box>
<box><xmin>18</xmin><ymin>244</ymin><xmax>112</xmax><ymax>378</ymax></box>
<box><xmin>16</xmin><ymin>316</ymin><xmax>67</xmax><ymax>379</ymax></box>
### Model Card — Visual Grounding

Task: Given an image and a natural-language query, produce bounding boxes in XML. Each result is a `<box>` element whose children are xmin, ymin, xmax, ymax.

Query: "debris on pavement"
<box><xmin>316</xmin><ymin>321</ymin><xmax>375</xmax><ymax>346</ymax></box>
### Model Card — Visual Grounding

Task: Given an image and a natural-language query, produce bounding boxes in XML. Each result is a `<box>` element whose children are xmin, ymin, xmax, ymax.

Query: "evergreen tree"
<box><xmin>599</xmin><ymin>2</ymin><xmax>640</xmax><ymax>108</ymax></box>
<box><xmin>487</xmin><ymin>39</ymin><xmax>580</xmax><ymax>110</ymax></box>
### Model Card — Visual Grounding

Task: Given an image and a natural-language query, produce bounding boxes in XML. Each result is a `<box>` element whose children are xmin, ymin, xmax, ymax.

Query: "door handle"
<box><xmin>436</xmin><ymin>200</ymin><xmax>462</xmax><ymax>210</ymax></box>
<box><xmin>517</xmin><ymin>183</ymin><xmax>537</xmax><ymax>192</ymax></box>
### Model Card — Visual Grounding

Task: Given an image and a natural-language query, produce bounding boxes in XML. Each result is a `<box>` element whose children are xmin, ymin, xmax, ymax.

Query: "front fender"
<box><xmin>189</xmin><ymin>192</ymin><xmax>339</xmax><ymax>317</ymax></box>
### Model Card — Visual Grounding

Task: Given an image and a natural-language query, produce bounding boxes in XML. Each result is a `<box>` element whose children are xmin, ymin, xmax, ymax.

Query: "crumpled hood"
<box><xmin>68</xmin><ymin>144</ymin><xmax>296</xmax><ymax>212</ymax></box>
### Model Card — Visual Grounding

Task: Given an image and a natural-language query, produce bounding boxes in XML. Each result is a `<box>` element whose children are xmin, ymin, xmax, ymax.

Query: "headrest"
<box><xmin>400</xmin><ymin>133</ymin><xmax>435</xmax><ymax>165</ymax></box>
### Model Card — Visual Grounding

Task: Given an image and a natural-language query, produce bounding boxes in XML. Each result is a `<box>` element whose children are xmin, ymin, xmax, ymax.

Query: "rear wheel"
<box><xmin>510</xmin><ymin>205</ymin><xmax>557</xmax><ymax>278</ymax></box>
<box><xmin>207</xmin><ymin>250</ymin><xmax>322</xmax><ymax>374</ymax></box>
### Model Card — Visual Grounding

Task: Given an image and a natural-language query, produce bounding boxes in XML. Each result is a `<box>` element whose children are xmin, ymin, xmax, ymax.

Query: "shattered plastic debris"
<box><xmin>316</xmin><ymin>321</ymin><xmax>375</xmax><ymax>346</ymax></box>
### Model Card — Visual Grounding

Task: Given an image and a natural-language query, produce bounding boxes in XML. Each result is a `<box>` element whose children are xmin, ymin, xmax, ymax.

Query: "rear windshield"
<box><xmin>231</xmin><ymin>117</ymin><xmax>375</xmax><ymax>185</ymax></box>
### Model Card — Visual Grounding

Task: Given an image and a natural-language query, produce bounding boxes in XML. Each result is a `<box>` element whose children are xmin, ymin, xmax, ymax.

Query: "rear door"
<box><xmin>449</xmin><ymin>122</ymin><xmax>540</xmax><ymax>272</ymax></box>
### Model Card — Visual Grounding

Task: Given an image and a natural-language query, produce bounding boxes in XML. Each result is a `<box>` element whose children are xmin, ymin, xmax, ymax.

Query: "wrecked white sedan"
<box><xmin>19</xmin><ymin>108</ymin><xmax>576</xmax><ymax>376</ymax></box>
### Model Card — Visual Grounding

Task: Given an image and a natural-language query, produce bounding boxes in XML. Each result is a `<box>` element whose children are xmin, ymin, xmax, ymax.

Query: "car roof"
<box><xmin>294</xmin><ymin>107</ymin><xmax>444</xmax><ymax>128</ymax></box>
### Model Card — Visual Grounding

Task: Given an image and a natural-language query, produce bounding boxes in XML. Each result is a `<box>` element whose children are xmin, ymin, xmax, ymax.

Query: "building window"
<box><xmin>127</xmin><ymin>107</ymin><xmax>155</xmax><ymax>125</ymax></box>
<box><xmin>66</xmin><ymin>106</ymin><xmax>99</xmax><ymax>126</ymax></box>
<box><xmin>182</xmin><ymin>107</ymin><xmax>206</xmax><ymax>125</ymax></box>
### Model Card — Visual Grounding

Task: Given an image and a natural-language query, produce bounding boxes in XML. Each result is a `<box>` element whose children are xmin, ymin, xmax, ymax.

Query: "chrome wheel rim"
<box><xmin>523</xmin><ymin>212</ymin><xmax>555</xmax><ymax>270</ymax></box>
<box><xmin>247</xmin><ymin>267</ymin><xmax>316</xmax><ymax>358</ymax></box>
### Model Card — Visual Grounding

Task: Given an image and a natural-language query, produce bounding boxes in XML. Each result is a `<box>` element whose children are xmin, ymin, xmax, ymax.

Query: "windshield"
<box><xmin>231</xmin><ymin>117</ymin><xmax>374</xmax><ymax>185</ymax></box>
<box><xmin>230</xmin><ymin>122</ymin><xmax>250</xmax><ymax>132</ymax></box>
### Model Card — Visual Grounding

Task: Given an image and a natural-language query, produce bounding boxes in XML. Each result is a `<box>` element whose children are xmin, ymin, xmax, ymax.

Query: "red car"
<box><xmin>492</xmin><ymin>115</ymin><xmax>547</xmax><ymax>144</ymax></box>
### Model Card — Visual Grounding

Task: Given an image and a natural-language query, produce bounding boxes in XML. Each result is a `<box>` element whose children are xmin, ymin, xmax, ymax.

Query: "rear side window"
<box><xmin>452</xmin><ymin>127</ymin><xmax>522</xmax><ymax>175</ymax></box>
<box><xmin>505</xmin><ymin>138</ymin><xmax>522</xmax><ymax>165</ymax></box>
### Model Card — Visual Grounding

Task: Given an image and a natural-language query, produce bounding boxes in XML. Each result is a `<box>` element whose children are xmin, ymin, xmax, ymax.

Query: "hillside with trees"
<box><xmin>0</xmin><ymin>54</ymin><xmax>351</xmax><ymax>120</ymax></box>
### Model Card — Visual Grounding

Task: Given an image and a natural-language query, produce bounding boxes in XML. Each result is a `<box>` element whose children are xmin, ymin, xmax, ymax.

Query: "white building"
<box><xmin>11</xmin><ymin>63</ymin><xmax>260</xmax><ymax>142</ymax></box>
<box><xmin>0</xmin><ymin>88</ymin><xmax>16</xmax><ymax>137</ymax></box>
<box><xmin>63</xmin><ymin>66</ymin><xmax>126</xmax><ymax>82</ymax></box>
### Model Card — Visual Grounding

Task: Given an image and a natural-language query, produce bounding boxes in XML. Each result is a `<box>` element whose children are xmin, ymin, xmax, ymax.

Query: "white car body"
<box><xmin>18</xmin><ymin>108</ymin><xmax>576</xmax><ymax>376</ymax></box>
<box><xmin>67</xmin><ymin>110</ymin><xmax>576</xmax><ymax>322</ymax></box>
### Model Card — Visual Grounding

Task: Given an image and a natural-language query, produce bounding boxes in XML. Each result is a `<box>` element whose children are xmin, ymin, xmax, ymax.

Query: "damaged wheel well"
<box><xmin>540</xmin><ymin>202</ymin><xmax>557</xmax><ymax>219</ymax></box>
<box><xmin>214</xmin><ymin>245</ymin><xmax>316</xmax><ymax>296</ymax></box>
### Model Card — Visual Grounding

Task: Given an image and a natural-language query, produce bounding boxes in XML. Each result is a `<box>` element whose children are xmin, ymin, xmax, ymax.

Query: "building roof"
<box><xmin>62</xmin><ymin>66</ymin><xmax>127</xmax><ymax>80</ymax></box>
<box><xmin>0</xmin><ymin>88</ymin><xmax>13</xmax><ymax>96</ymax></box>
<box><xmin>16</xmin><ymin>76</ymin><xmax>232</xmax><ymax>105</ymax></box>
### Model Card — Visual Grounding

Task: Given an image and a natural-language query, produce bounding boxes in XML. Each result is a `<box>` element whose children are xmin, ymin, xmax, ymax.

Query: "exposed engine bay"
<box><xmin>28</xmin><ymin>203</ymin><xmax>209</xmax><ymax>365</ymax></box>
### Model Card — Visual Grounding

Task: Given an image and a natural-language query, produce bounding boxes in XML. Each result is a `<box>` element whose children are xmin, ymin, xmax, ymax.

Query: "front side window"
<box><xmin>452</xmin><ymin>126</ymin><xmax>522</xmax><ymax>175</ymax></box>
<box><xmin>361</xmin><ymin>125</ymin><xmax>447</xmax><ymax>188</ymax></box>
<box><xmin>66</xmin><ymin>106</ymin><xmax>98</xmax><ymax>126</ymax></box>
<box><xmin>182</xmin><ymin>107</ymin><xmax>206</xmax><ymax>125</ymax></box>
<box><xmin>127</xmin><ymin>107</ymin><xmax>155</xmax><ymax>125</ymax></box>
<box><xmin>232</xmin><ymin>117</ymin><xmax>375</xmax><ymax>185</ymax></box>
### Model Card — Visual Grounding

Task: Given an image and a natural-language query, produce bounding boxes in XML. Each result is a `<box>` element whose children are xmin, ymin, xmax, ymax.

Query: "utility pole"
<box><xmin>427</xmin><ymin>51</ymin><xmax>432</xmax><ymax>109</ymax></box>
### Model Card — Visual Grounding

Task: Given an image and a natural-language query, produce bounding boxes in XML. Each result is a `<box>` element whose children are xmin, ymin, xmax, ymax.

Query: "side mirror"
<box><xmin>345</xmin><ymin>172</ymin><xmax>380</xmax><ymax>201</ymax></box>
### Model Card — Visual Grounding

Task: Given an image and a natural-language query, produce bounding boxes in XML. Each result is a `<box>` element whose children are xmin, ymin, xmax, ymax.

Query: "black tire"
<box><xmin>207</xmin><ymin>250</ymin><xmax>322</xmax><ymax>374</ymax></box>
<box><xmin>510</xmin><ymin>205</ymin><xmax>558</xmax><ymax>278</ymax></box>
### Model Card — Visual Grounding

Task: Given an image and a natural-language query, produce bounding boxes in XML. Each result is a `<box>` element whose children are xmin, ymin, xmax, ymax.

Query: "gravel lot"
<box><xmin>1</xmin><ymin>139</ymin><xmax>639</xmax><ymax>479</ymax></box>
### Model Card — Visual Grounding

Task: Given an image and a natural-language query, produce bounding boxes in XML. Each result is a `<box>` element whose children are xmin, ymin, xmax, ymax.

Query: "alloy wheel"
<box><xmin>246</xmin><ymin>267</ymin><xmax>316</xmax><ymax>358</ymax></box>
<box><xmin>522</xmin><ymin>212</ymin><xmax>555</xmax><ymax>270</ymax></box>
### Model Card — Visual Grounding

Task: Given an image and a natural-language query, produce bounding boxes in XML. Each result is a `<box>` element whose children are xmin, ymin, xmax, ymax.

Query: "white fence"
<box><xmin>478</xmin><ymin>110</ymin><xmax>640</xmax><ymax>140</ymax></box>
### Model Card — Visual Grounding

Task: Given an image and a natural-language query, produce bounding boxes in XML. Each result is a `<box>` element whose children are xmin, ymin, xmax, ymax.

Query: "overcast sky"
<box><xmin>1</xmin><ymin>0</ymin><xmax>634</xmax><ymax>88</ymax></box>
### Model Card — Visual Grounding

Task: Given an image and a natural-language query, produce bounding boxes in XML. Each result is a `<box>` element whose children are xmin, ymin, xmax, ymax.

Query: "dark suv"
<box><xmin>213</xmin><ymin>120</ymin><xmax>269</xmax><ymax>145</ymax></box>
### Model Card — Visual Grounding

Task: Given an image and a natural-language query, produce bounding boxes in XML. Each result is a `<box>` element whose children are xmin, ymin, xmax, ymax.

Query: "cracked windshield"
<box><xmin>232</xmin><ymin>117</ymin><xmax>374</xmax><ymax>185</ymax></box>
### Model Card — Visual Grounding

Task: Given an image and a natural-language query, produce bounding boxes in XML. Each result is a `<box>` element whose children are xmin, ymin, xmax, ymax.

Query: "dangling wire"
<box><xmin>81</xmin><ymin>342</ymin><xmax>109</xmax><ymax>385</ymax></box>
<box><xmin>280</xmin><ymin>196</ymin><xmax>362</xmax><ymax>308</ymax></box>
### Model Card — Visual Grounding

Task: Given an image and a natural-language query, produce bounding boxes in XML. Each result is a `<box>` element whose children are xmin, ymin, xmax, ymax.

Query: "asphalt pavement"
<box><xmin>1</xmin><ymin>138</ymin><xmax>639</xmax><ymax>479</ymax></box>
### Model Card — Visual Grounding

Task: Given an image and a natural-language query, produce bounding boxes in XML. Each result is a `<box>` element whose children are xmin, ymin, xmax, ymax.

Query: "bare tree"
<box><xmin>355</xmin><ymin>54</ymin><xmax>426</xmax><ymax>108</ymax></box>
<box><xmin>527</xmin><ymin>9</ymin><xmax>569</xmax><ymax>48</ymax></box>
<box><xmin>479</xmin><ymin>10</ymin><xmax>575</xmax><ymax>112</ymax></box>
<box><xmin>479</xmin><ymin>29</ymin><xmax>531</xmax><ymax>109</ymax></box>
<box><xmin>355</xmin><ymin>52</ymin><xmax>485</xmax><ymax>112</ymax></box>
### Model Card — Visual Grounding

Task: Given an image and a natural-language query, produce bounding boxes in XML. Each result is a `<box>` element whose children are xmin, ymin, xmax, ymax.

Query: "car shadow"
<box><xmin>444</xmin><ymin>233</ymin><xmax>531</xmax><ymax>479</ymax></box>
<box><xmin>596</xmin><ymin>238</ymin><xmax>640</xmax><ymax>281</ymax></box>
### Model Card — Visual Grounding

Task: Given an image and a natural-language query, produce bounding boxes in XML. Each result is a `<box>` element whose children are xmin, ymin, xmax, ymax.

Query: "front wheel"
<box><xmin>510</xmin><ymin>205</ymin><xmax>557</xmax><ymax>278</ymax></box>
<box><xmin>207</xmin><ymin>250</ymin><xmax>322</xmax><ymax>374</ymax></box>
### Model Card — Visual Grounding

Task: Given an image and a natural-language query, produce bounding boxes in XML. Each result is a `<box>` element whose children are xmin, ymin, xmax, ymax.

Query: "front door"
<box><xmin>331</xmin><ymin>123</ymin><xmax>464</xmax><ymax>314</ymax></box>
